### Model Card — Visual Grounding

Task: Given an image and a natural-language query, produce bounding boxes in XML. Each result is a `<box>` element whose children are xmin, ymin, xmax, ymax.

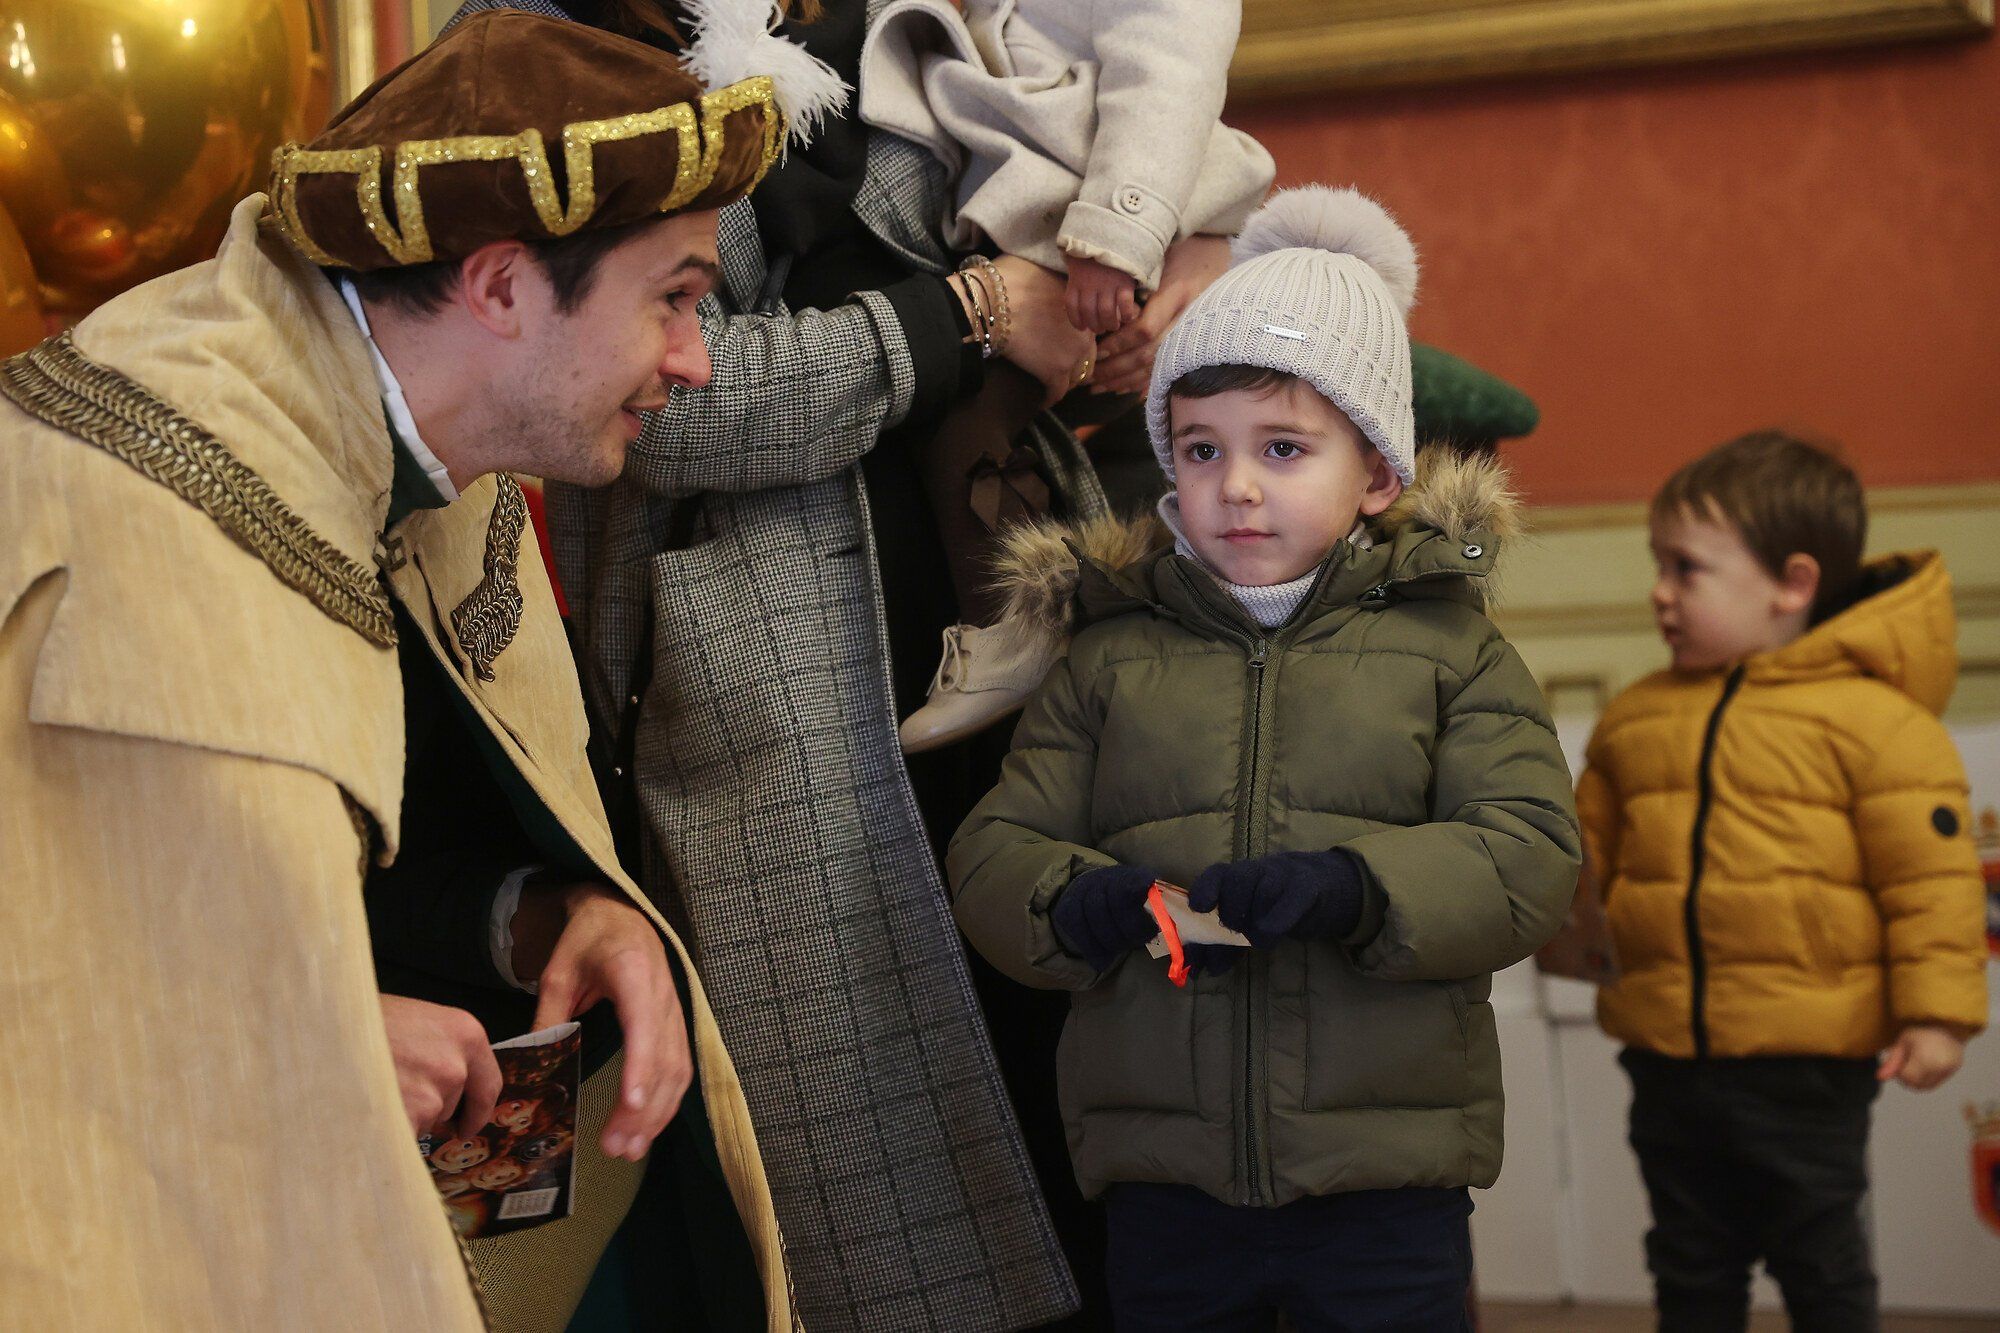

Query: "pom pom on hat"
<box><xmin>681</xmin><ymin>0</ymin><xmax>851</xmax><ymax>150</ymax></box>
<box><xmin>1231</xmin><ymin>185</ymin><xmax>1418</xmax><ymax>316</ymax></box>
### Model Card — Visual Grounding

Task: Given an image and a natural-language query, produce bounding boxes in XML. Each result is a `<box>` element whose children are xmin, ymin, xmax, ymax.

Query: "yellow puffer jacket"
<box><xmin>1578</xmin><ymin>550</ymin><xmax>1988</xmax><ymax>1059</ymax></box>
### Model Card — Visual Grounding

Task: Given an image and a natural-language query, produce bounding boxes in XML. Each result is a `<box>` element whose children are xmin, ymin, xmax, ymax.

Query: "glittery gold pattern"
<box><xmin>270</xmin><ymin>144</ymin><xmax>380</xmax><ymax>267</ymax></box>
<box><xmin>574</xmin><ymin>104</ymin><xmax>699</xmax><ymax>215</ymax></box>
<box><xmin>267</xmin><ymin>77</ymin><xmax>783</xmax><ymax>269</ymax></box>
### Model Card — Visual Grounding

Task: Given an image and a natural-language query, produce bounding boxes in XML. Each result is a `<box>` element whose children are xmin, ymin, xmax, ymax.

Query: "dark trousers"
<box><xmin>1103</xmin><ymin>1181</ymin><xmax>1473</xmax><ymax>1332</ymax></box>
<box><xmin>1621</xmin><ymin>1048</ymin><xmax>1881</xmax><ymax>1333</ymax></box>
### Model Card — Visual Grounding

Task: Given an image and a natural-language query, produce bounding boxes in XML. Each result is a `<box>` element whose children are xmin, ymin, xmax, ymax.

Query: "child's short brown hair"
<box><xmin>1651</xmin><ymin>430</ymin><xmax>1866</xmax><ymax>617</ymax></box>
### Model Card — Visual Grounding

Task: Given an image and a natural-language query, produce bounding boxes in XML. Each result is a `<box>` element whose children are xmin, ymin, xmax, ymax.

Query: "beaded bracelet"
<box><xmin>958</xmin><ymin>255</ymin><xmax>1011</xmax><ymax>358</ymax></box>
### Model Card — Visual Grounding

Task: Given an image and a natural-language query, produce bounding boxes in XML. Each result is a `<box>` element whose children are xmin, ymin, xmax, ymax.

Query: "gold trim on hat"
<box><xmin>270</xmin><ymin>76</ymin><xmax>785</xmax><ymax>269</ymax></box>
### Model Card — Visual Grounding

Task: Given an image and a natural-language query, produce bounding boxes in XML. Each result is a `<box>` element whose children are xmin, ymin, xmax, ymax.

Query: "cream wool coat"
<box><xmin>0</xmin><ymin>198</ymin><xmax>789</xmax><ymax>1330</ymax></box>
<box><xmin>859</xmin><ymin>0</ymin><xmax>1275</xmax><ymax>288</ymax></box>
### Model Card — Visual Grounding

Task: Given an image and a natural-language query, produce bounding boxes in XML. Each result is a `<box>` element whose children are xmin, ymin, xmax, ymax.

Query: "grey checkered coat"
<box><xmin>448</xmin><ymin>3</ymin><xmax>1091</xmax><ymax>1328</ymax></box>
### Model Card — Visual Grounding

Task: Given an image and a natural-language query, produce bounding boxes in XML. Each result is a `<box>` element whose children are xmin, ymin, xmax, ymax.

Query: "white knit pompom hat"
<box><xmin>1145</xmin><ymin>185</ymin><xmax>1420</xmax><ymax>484</ymax></box>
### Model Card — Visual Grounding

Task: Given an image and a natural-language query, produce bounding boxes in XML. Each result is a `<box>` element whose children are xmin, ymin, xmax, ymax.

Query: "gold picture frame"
<box><xmin>1231</xmin><ymin>0</ymin><xmax>1995</xmax><ymax>96</ymax></box>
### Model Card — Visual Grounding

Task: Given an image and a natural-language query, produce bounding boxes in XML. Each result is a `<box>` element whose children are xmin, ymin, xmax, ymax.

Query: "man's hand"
<box><xmin>1878</xmin><ymin>1024</ymin><xmax>1966</xmax><ymax>1091</ymax></box>
<box><xmin>379</xmin><ymin>993</ymin><xmax>503</xmax><ymax>1138</ymax></box>
<box><xmin>1064</xmin><ymin>255</ymin><xmax>1140</xmax><ymax>335</ymax></box>
<box><xmin>518</xmin><ymin>881</ymin><xmax>691</xmax><ymax>1161</ymax></box>
<box><xmin>1091</xmin><ymin>234</ymin><xmax>1232</xmax><ymax>397</ymax></box>
<box><xmin>990</xmin><ymin>254</ymin><xmax>1098</xmax><ymax>407</ymax></box>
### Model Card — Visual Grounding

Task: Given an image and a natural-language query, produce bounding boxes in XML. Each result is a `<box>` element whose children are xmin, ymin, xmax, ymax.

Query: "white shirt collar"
<box><xmin>337</xmin><ymin>276</ymin><xmax>459</xmax><ymax>503</ymax></box>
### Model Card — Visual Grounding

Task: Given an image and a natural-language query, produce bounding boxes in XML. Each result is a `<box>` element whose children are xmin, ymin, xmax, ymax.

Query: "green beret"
<box><xmin>1411</xmin><ymin>342</ymin><xmax>1539</xmax><ymax>450</ymax></box>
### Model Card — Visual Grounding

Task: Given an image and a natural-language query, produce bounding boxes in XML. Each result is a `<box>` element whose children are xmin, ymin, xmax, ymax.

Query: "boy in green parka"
<box><xmin>947</xmin><ymin>187</ymin><xmax>1582</xmax><ymax>1331</ymax></box>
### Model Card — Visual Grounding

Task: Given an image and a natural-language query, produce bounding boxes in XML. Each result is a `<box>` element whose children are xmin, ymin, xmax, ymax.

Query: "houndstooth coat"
<box><xmin>449</xmin><ymin>2</ymin><xmax>1094</xmax><ymax>1327</ymax></box>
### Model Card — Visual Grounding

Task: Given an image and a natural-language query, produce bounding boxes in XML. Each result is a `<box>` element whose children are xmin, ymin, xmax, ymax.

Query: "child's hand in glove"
<box><xmin>1052</xmin><ymin>864</ymin><xmax>1160</xmax><ymax>972</ymax></box>
<box><xmin>1187</xmin><ymin>850</ymin><xmax>1365</xmax><ymax>950</ymax></box>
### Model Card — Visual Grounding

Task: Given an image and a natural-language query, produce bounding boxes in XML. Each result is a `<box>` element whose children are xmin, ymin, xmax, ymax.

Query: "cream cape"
<box><xmin>0</xmin><ymin>197</ymin><xmax>790</xmax><ymax>1329</ymax></box>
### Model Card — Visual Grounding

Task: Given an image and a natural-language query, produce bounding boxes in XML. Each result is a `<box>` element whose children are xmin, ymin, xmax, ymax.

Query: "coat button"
<box><xmin>1119</xmin><ymin>188</ymin><xmax>1144</xmax><ymax>214</ymax></box>
<box><xmin>1463</xmin><ymin>543</ymin><xmax>1483</xmax><ymax>559</ymax></box>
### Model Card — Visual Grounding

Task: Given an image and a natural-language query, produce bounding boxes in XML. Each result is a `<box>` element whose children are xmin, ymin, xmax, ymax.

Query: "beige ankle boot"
<box><xmin>898</xmin><ymin>613</ymin><xmax>1061</xmax><ymax>755</ymax></box>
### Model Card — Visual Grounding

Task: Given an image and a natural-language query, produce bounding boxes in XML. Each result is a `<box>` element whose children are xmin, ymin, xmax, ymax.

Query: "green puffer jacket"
<box><xmin>948</xmin><ymin>451</ymin><xmax>1581</xmax><ymax>1207</ymax></box>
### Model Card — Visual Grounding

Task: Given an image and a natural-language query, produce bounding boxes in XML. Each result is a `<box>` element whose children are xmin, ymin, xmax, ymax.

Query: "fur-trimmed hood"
<box><xmin>990</xmin><ymin>446</ymin><xmax>1523</xmax><ymax>639</ymax></box>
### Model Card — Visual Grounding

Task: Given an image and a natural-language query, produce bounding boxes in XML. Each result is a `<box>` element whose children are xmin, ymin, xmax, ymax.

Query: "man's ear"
<box><xmin>1357</xmin><ymin>452</ymin><xmax>1404</xmax><ymax>517</ymax></box>
<box><xmin>456</xmin><ymin>240</ymin><xmax>535</xmax><ymax>339</ymax></box>
<box><xmin>1775</xmin><ymin>552</ymin><xmax>1822</xmax><ymax>617</ymax></box>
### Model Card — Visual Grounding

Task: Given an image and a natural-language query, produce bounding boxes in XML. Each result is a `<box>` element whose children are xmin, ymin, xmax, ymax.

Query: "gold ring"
<box><xmin>1073</xmin><ymin>356</ymin><xmax>1095</xmax><ymax>386</ymax></box>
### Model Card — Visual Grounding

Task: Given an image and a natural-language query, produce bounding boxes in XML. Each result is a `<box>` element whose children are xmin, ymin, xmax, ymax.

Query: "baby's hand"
<box><xmin>1065</xmin><ymin>255</ymin><xmax>1140</xmax><ymax>335</ymax></box>
<box><xmin>1878</xmin><ymin>1024</ymin><xmax>1965</xmax><ymax>1090</ymax></box>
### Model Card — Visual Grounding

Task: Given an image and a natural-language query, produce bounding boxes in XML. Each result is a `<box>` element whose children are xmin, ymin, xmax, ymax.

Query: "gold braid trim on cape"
<box><xmin>0</xmin><ymin>332</ymin><xmax>397</xmax><ymax>648</ymax></box>
<box><xmin>449</xmin><ymin>474</ymin><xmax>526</xmax><ymax>682</ymax></box>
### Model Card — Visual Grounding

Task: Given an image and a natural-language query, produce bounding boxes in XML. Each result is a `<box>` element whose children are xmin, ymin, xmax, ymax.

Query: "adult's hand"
<box><xmin>1092</xmin><ymin>234</ymin><xmax>1233</xmax><ymax>398</ymax></box>
<box><xmin>379</xmin><ymin>993</ymin><xmax>503</xmax><ymax>1138</ymax></box>
<box><xmin>518</xmin><ymin>881</ymin><xmax>691</xmax><ymax>1162</ymax></box>
<box><xmin>990</xmin><ymin>254</ymin><xmax>1097</xmax><ymax>407</ymax></box>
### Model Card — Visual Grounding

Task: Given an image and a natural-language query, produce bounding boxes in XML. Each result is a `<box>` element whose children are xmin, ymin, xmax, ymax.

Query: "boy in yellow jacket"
<box><xmin>1576</xmin><ymin>431</ymin><xmax>1987</xmax><ymax>1332</ymax></box>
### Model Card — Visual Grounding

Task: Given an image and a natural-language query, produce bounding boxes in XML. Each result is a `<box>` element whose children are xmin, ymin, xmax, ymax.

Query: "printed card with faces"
<box><xmin>419</xmin><ymin>1021</ymin><xmax>582</xmax><ymax>1238</ymax></box>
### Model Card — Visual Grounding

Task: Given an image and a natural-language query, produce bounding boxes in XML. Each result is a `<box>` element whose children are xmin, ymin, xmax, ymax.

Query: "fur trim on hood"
<box><xmin>990</xmin><ymin>446</ymin><xmax>1523</xmax><ymax>639</ymax></box>
<box><xmin>1375</xmin><ymin>445</ymin><xmax>1522</xmax><ymax>545</ymax></box>
<box><xmin>987</xmin><ymin>510</ymin><xmax>1167</xmax><ymax>643</ymax></box>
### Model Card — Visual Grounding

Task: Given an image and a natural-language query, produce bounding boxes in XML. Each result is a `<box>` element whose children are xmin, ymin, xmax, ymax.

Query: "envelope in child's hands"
<box><xmin>1145</xmin><ymin>881</ymin><xmax>1251</xmax><ymax>959</ymax></box>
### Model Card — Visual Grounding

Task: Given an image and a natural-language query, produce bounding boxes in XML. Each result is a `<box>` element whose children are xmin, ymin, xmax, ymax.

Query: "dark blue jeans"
<box><xmin>1622</xmin><ymin>1048</ymin><xmax>1881</xmax><ymax>1333</ymax></box>
<box><xmin>1103</xmin><ymin>1181</ymin><xmax>1474</xmax><ymax>1332</ymax></box>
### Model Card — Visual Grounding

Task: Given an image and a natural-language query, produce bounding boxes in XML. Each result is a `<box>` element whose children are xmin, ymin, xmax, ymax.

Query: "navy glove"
<box><xmin>1187</xmin><ymin>850</ymin><xmax>1365</xmax><ymax>950</ymax></box>
<box><xmin>1051</xmin><ymin>864</ymin><xmax>1160</xmax><ymax>972</ymax></box>
<box><xmin>1178</xmin><ymin>943</ymin><xmax>1241</xmax><ymax>978</ymax></box>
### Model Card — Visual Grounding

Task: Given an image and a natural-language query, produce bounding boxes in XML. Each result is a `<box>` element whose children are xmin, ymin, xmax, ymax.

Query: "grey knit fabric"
<box><xmin>1145</xmin><ymin>188</ymin><xmax>1419</xmax><ymax>485</ymax></box>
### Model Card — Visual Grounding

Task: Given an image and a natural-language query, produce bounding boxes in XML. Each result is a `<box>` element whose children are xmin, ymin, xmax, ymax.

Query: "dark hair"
<box><xmin>1168</xmin><ymin>363</ymin><xmax>1300</xmax><ymax>400</ymax></box>
<box><xmin>1652</xmin><ymin>429</ymin><xmax>1867</xmax><ymax>616</ymax></box>
<box><xmin>343</xmin><ymin>212</ymin><xmax>668</xmax><ymax>318</ymax></box>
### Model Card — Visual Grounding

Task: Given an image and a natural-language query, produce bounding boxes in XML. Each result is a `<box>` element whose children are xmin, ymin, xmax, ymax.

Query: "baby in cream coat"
<box><xmin>863</xmin><ymin>0</ymin><xmax>1274</xmax><ymax>750</ymax></box>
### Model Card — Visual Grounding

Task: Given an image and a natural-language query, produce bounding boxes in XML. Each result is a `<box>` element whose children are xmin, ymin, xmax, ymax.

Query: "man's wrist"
<box><xmin>490</xmin><ymin>864</ymin><xmax>544</xmax><ymax>992</ymax></box>
<box><xmin>508</xmin><ymin>872</ymin><xmax>570</xmax><ymax>984</ymax></box>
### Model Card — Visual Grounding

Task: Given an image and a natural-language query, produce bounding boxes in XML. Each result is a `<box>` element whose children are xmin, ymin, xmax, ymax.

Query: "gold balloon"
<box><xmin>0</xmin><ymin>0</ymin><xmax>333</xmax><ymax>316</ymax></box>
<box><xmin>0</xmin><ymin>199</ymin><xmax>45</xmax><ymax>354</ymax></box>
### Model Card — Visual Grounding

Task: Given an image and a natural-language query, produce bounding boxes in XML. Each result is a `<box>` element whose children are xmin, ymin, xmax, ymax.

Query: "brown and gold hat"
<box><xmin>268</xmin><ymin>9</ymin><xmax>784</xmax><ymax>271</ymax></box>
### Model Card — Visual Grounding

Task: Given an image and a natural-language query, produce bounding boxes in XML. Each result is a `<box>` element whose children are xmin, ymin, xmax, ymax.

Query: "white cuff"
<box><xmin>490</xmin><ymin>865</ymin><xmax>543</xmax><ymax>994</ymax></box>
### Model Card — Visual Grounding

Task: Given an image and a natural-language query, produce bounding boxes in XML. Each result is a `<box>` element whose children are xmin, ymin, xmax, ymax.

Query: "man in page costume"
<box><xmin>0</xmin><ymin>11</ymin><xmax>802</xmax><ymax>1329</ymax></box>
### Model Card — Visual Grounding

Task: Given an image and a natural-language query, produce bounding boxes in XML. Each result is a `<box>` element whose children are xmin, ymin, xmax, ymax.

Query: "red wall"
<box><xmin>1228</xmin><ymin>36</ymin><xmax>2000</xmax><ymax>506</ymax></box>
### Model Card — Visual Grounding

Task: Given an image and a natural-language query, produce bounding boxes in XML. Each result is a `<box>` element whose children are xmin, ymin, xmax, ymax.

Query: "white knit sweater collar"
<box><xmin>1157</xmin><ymin>494</ymin><xmax>1374</xmax><ymax>629</ymax></box>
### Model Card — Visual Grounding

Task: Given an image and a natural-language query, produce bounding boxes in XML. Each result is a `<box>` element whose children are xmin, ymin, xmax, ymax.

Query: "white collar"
<box><xmin>337</xmin><ymin>276</ymin><xmax>459</xmax><ymax>503</ymax></box>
